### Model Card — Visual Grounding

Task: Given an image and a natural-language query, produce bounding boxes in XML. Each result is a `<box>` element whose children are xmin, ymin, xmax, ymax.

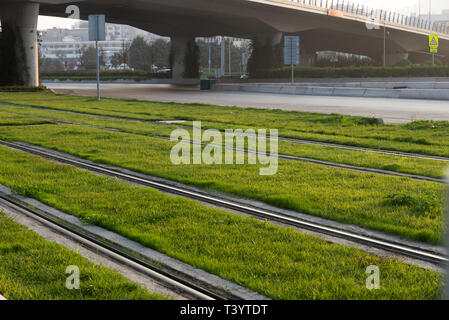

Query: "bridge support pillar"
<box><xmin>248</xmin><ymin>32</ymin><xmax>283</xmax><ymax>77</ymax></box>
<box><xmin>0</xmin><ymin>2</ymin><xmax>40</xmax><ymax>86</ymax></box>
<box><xmin>171</xmin><ymin>36</ymin><xmax>199</xmax><ymax>85</ymax></box>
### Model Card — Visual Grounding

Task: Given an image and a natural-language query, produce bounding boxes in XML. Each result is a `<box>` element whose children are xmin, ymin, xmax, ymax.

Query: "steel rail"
<box><xmin>0</xmin><ymin>194</ymin><xmax>224</xmax><ymax>301</ymax></box>
<box><xmin>1</xmin><ymin>140</ymin><xmax>446</xmax><ymax>265</ymax></box>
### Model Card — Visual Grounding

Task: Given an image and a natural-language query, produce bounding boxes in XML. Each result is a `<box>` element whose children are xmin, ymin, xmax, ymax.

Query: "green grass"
<box><xmin>0</xmin><ymin>124</ymin><xmax>444</xmax><ymax>244</ymax></box>
<box><xmin>0</xmin><ymin>111</ymin><xmax>54</xmax><ymax>127</ymax></box>
<box><xmin>0</xmin><ymin>104</ymin><xmax>446</xmax><ymax>179</ymax></box>
<box><xmin>0</xmin><ymin>212</ymin><xmax>166</xmax><ymax>300</ymax></box>
<box><xmin>0</xmin><ymin>145</ymin><xmax>442</xmax><ymax>300</ymax></box>
<box><xmin>1</xmin><ymin>91</ymin><xmax>449</xmax><ymax>158</ymax></box>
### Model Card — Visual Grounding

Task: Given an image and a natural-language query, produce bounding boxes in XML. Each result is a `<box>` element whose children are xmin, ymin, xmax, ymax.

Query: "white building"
<box><xmin>39</xmin><ymin>22</ymin><xmax>166</xmax><ymax>68</ymax></box>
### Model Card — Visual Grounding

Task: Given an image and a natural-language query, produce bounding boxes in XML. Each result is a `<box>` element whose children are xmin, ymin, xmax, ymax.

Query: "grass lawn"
<box><xmin>0</xmin><ymin>212</ymin><xmax>166</xmax><ymax>300</ymax></box>
<box><xmin>1</xmin><ymin>91</ymin><xmax>449</xmax><ymax>157</ymax></box>
<box><xmin>0</xmin><ymin>110</ymin><xmax>53</xmax><ymax>127</ymax></box>
<box><xmin>0</xmin><ymin>104</ymin><xmax>446</xmax><ymax>179</ymax></box>
<box><xmin>0</xmin><ymin>146</ymin><xmax>442</xmax><ymax>300</ymax></box>
<box><xmin>0</xmin><ymin>124</ymin><xmax>444</xmax><ymax>244</ymax></box>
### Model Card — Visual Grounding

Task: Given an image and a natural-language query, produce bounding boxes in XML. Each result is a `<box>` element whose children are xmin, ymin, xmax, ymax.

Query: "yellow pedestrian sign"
<box><xmin>429</xmin><ymin>35</ymin><xmax>439</xmax><ymax>54</ymax></box>
<box><xmin>429</xmin><ymin>35</ymin><xmax>439</xmax><ymax>48</ymax></box>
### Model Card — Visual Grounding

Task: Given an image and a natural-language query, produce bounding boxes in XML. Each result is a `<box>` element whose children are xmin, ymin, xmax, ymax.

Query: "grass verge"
<box><xmin>0</xmin><ymin>212</ymin><xmax>166</xmax><ymax>300</ymax></box>
<box><xmin>0</xmin><ymin>92</ymin><xmax>448</xmax><ymax>158</ymax></box>
<box><xmin>0</xmin><ymin>104</ymin><xmax>446</xmax><ymax>179</ymax></box>
<box><xmin>0</xmin><ymin>124</ymin><xmax>444</xmax><ymax>243</ymax></box>
<box><xmin>0</xmin><ymin>145</ymin><xmax>442</xmax><ymax>299</ymax></box>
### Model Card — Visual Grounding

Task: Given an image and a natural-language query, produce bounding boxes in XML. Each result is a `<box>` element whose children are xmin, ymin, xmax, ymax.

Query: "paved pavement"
<box><xmin>45</xmin><ymin>82</ymin><xmax>449</xmax><ymax>124</ymax></box>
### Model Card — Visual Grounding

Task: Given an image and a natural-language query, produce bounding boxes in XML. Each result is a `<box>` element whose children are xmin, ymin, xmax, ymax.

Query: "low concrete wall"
<box><xmin>214</xmin><ymin>83</ymin><xmax>449</xmax><ymax>100</ymax></box>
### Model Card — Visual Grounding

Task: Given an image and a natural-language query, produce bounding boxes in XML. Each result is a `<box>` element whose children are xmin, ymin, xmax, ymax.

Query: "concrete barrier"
<box><xmin>213</xmin><ymin>83</ymin><xmax>449</xmax><ymax>101</ymax></box>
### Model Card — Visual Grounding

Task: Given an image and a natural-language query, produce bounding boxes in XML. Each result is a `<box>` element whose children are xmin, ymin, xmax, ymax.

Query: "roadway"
<box><xmin>45</xmin><ymin>82</ymin><xmax>449</xmax><ymax>124</ymax></box>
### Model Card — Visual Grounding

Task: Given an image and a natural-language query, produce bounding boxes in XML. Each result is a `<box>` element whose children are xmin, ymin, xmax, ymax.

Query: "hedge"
<box><xmin>0</xmin><ymin>86</ymin><xmax>47</xmax><ymax>92</ymax></box>
<box><xmin>251</xmin><ymin>66</ymin><xmax>449</xmax><ymax>79</ymax></box>
<box><xmin>41</xmin><ymin>70</ymin><xmax>171</xmax><ymax>80</ymax></box>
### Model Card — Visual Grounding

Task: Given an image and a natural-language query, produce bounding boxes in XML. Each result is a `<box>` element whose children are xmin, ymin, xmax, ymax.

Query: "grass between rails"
<box><xmin>0</xmin><ymin>111</ymin><xmax>53</xmax><ymax>127</ymax></box>
<box><xmin>0</xmin><ymin>212</ymin><xmax>166</xmax><ymax>300</ymax></box>
<box><xmin>0</xmin><ymin>104</ymin><xmax>446</xmax><ymax>179</ymax></box>
<box><xmin>1</xmin><ymin>91</ymin><xmax>449</xmax><ymax>157</ymax></box>
<box><xmin>0</xmin><ymin>124</ymin><xmax>444</xmax><ymax>244</ymax></box>
<box><xmin>0</xmin><ymin>146</ymin><xmax>442</xmax><ymax>299</ymax></box>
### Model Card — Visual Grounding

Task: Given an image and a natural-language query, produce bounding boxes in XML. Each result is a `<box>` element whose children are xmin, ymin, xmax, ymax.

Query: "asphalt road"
<box><xmin>45</xmin><ymin>82</ymin><xmax>449</xmax><ymax>124</ymax></box>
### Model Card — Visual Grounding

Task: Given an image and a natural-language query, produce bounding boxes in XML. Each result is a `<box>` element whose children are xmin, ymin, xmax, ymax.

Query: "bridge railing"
<box><xmin>289</xmin><ymin>0</ymin><xmax>449</xmax><ymax>35</ymax></box>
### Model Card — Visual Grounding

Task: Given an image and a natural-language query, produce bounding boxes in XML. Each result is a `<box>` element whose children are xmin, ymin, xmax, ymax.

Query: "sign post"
<box><xmin>429</xmin><ymin>34</ymin><xmax>439</xmax><ymax>67</ymax></box>
<box><xmin>88</xmin><ymin>14</ymin><xmax>106</xmax><ymax>100</ymax></box>
<box><xmin>284</xmin><ymin>36</ymin><xmax>300</xmax><ymax>84</ymax></box>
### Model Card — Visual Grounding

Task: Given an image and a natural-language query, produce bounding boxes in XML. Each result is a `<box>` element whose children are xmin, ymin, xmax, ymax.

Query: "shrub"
<box><xmin>250</xmin><ymin>65</ymin><xmax>449</xmax><ymax>79</ymax></box>
<box><xmin>394</xmin><ymin>59</ymin><xmax>412</xmax><ymax>67</ymax></box>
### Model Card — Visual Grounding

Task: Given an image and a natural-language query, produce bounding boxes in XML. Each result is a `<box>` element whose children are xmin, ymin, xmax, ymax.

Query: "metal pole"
<box><xmin>228</xmin><ymin>38</ymin><xmax>232</xmax><ymax>75</ymax></box>
<box><xmin>383</xmin><ymin>25</ymin><xmax>386</xmax><ymax>67</ymax></box>
<box><xmin>96</xmin><ymin>40</ymin><xmax>100</xmax><ymax>100</ymax></box>
<box><xmin>208</xmin><ymin>42</ymin><xmax>211</xmax><ymax>75</ymax></box>
<box><xmin>95</xmin><ymin>16</ymin><xmax>100</xmax><ymax>101</ymax></box>
<box><xmin>291</xmin><ymin>39</ymin><xmax>294</xmax><ymax>84</ymax></box>
<box><xmin>220</xmin><ymin>36</ymin><xmax>225</xmax><ymax>77</ymax></box>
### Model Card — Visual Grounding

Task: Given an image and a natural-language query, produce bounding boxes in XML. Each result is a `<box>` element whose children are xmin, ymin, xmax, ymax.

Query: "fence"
<box><xmin>289</xmin><ymin>0</ymin><xmax>449</xmax><ymax>35</ymax></box>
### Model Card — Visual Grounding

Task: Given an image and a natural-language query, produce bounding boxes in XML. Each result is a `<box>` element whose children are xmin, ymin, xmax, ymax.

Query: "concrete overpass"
<box><xmin>1</xmin><ymin>0</ymin><xmax>449</xmax><ymax>86</ymax></box>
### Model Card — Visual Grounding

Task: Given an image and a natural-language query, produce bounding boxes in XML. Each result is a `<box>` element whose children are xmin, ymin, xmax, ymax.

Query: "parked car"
<box><xmin>157</xmin><ymin>68</ymin><xmax>171</xmax><ymax>74</ymax></box>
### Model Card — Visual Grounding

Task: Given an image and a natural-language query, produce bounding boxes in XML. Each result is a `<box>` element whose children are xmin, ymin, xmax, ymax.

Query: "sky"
<box><xmin>37</xmin><ymin>0</ymin><xmax>449</xmax><ymax>30</ymax></box>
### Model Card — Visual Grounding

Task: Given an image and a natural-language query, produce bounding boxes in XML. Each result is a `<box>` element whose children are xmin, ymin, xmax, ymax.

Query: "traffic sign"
<box><xmin>88</xmin><ymin>14</ymin><xmax>106</xmax><ymax>101</ymax></box>
<box><xmin>88</xmin><ymin>15</ymin><xmax>106</xmax><ymax>41</ymax></box>
<box><xmin>429</xmin><ymin>35</ymin><xmax>439</xmax><ymax>48</ymax></box>
<box><xmin>284</xmin><ymin>36</ymin><xmax>300</xmax><ymax>66</ymax></box>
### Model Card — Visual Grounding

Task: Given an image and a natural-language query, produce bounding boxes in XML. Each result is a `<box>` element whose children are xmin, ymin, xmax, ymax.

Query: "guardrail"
<box><xmin>289</xmin><ymin>0</ymin><xmax>449</xmax><ymax>35</ymax></box>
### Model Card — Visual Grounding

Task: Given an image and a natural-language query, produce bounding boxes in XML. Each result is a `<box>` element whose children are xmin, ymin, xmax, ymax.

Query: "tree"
<box><xmin>128</xmin><ymin>36</ymin><xmax>152</xmax><ymax>70</ymax></box>
<box><xmin>40</xmin><ymin>58</ymin><xmax>65</xmax><ymax>72</ymax></box>
<box><xmin>79</xmin><ymin>46</ymin><xmax>105</xmax><ymax>70</ymax></box>
<box><xmin>152</xmin><ymin>39</ymin><xmax>171</xmax><ymax>68</ymax></box>
<box><xmin>111</xmin><ymin>40</ymin><xmax>130</xmax><ymax>68</ymax></box>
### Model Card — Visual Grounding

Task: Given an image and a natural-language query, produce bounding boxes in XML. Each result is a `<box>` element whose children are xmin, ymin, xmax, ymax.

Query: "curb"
<box><xmin>213</xmin><ymin>83</ymin><xmax>449</xmax><ymax>101</ymax></box>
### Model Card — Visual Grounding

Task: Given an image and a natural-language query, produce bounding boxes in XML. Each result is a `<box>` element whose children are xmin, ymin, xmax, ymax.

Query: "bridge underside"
<box><xmin>0</xmin><ymin>0</ymin><xmax>448</xmax><ymax>85</ymax></box>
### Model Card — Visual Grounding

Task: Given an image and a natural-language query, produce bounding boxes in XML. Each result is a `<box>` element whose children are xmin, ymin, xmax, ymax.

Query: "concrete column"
<box><xmin>171</xmin><ymin>35</ymin><xmax>199</xmax><ymax>85</ymax></box>
<box><xmin>256</xmin><ymin>32</ymin><xmax>283</xmax><ymax>47</ymax></box>
<box><xmin>0</xmin><ymin>2</ymin><xmax>40</xmax><ymax>86</ymax></box>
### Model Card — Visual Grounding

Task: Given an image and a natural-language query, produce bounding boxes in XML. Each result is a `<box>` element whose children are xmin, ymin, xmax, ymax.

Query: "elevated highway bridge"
<box><xmin>1</xmin><ymin>0</ymin><xmax>449</xmax><ymax>86</ymax></box>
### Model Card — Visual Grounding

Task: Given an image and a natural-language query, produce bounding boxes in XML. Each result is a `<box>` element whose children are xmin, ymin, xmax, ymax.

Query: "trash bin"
<box><xmin>200</xmin><ymin>79</ymin><xmax>210</xmax><ymax>90</ymax></box>
<box><xmin>200</xmin><ymin>79</ymin><xmax>216</xmax><ymax>90</ymax></box>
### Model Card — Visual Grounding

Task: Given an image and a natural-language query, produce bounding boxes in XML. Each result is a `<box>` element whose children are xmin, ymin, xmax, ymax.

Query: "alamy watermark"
<box><xmin>66</xmin><ymin>265</ymin><xmax>80</xmax><ymax>290</ymax></box>
<box><xmin>365</xmin><ymin>265</ymin><xmax>380</xmax><ymax>290</ymax></box>
<box><xmin>170</xmin><ymin>121</ymin><xmax>279</xmax><ymax>176</ymax></box>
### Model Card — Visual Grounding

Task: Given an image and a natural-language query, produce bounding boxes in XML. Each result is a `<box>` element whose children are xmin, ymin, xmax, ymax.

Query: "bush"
<box><xmin>393</xmin><ymin>59</ymin><xmax>412</xmax><ymax>67</ymax></box>
<box><xmin>421</xmin><ymin>58</ymin><xmax>445</xmax><ymax>67</ymax></box>
<box><xmin>0</xmin><ymin>86</ymin><xmax>46</xmax><ymax>92</ymax></box>
<box><xmin>41</xmin><ymin>70</ymin><xmax>171</xmax><ymax>80</ymax></box>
